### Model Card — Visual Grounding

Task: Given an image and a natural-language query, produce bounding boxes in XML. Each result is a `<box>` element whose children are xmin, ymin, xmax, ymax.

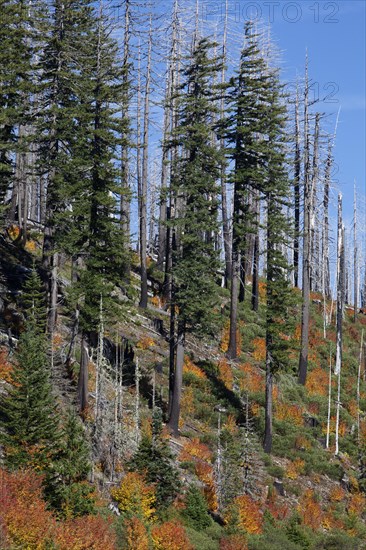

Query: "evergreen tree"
<box><xmin>44</xmin><ymin>409</ymin><xmax>95</xmax><ymax>518</ymax></box>
<box><xmin>129</xmin><ymin>408</ymin><xmax>180</xmax><ymax>506</ymax></box>
<box><xmin>183</xmin><ymin>485</ymin><xmax>211</xmax><ymax>530</ymax></box>
<box><xmin>262</xmin><ymin>73</ymin><xmax>294</xmax><ymax>454</ymax></box>
<box><xmin>167</xmin><ymin>38</ymin><xmax>224</xmax><ymax>434</ymax></box>
<box><xmin>225</xmin><ymin>22</ymin><xmax>271</xmax><ymax>359</ymax></box>
<box><xmin>0</xmin><ymin>269</ymin><xmax>59</xmax><ymax>469</ymax></box>
<box><xmin>0</xmin><ymin>0</ymin><xmax>35</xmax><ymax>222</ymax></box>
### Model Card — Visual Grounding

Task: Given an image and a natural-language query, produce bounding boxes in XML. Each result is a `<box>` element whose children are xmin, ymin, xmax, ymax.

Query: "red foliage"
<box><xmin>219</xmin><ymin>533</ymin><xmax>248</xmax><ymax>549</ymax></box>
<box><xmin>0</xmin><ymin>468</ymin><xmax>116</xmax><ymax>549</ymax></box>
<box><xmin>151</xmin><ymin>520</ymin><xmax>193</xmax><ymax>550</ymax></box>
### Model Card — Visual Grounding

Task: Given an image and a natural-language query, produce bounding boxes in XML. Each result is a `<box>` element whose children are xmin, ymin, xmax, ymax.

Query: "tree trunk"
<box><xmin>293</xmin><ymin>85</ymin><xmax>301</xmax><ymax>287</ymax></box>
<box><xmin>298</xmin><ymin>56</ymin><xmax>311</xmax><ymax>386</ymax></box>
<box><xmin>354</xmin><ymin>183</ymin><xmax>358</xmax><ymax>322</ymax></box>
<box><xmin>168</xmin><ymin>321</ymin><xmax>185</xmax><ymax>435</ymax></box>
<box><xmin>334</xmin><ymin>194</ymin><xmax>343</xmax><ymax>376</ymax></box>
<box><xmin>263</xmin><ymin>351</ymin><xmax>273</xmax><ymax>453</ymax></box>
<box><xmin>252</xmin><ymin>190</ymin><xmax>260</xmax><ymax>311</ymax></box>
<box><xmin>78</xmin><ymin>332</ymin><xmax>89</xmax><ymax>413</ymax></box>
<box><xmin>220</xmin><ymin>0</ymin><xmax>231</xmax><ymax>286</ymax></box>
<box><xmin>139</xmin><ymin>20</ymin><xmax>152</xmax><ymax>308</ymax></box>
<box><xmin>120</xmin><ymin>0</ymin><xmax>131</xmax><ymax>280</ymax></box>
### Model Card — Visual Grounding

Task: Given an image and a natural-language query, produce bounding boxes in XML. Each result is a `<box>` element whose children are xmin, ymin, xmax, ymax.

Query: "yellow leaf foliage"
<box><xmin>285</xmin><ymin>458</ymin><xmax>305</xmax><ymax>480</ymax></box>
<box><xmin>276</xmin><ymin>402</ymin><xmax>303</xmax><ymax>426</ymax></box>
<box><xmin>218</xmin><ymin>358</ymin><xmax>234</xmax><ymax>390</ymax></box>
<box><xmin>298</xmin><ymin>489</ymin><xmax>323</xmax><ymax>530</ymax></box>
<box><xmin>125</xmin><ymin>517</ymin><xmax>149</xmax><ymax>550</ymax></box>
<box><xmin>137</xmin><ymin>336</ymin><xmax>155</xmax><ymax>350</ymax></box>
<box><xmin>227</xmin><ymin>495</ymin><xmax>263</xmax><ymax>535</ymax></box>
<box><xmin>151</xmin><ymin>521</ymin><xmax>193</xmax><ymax>550</ymax></box>
<box><xmin>183</xmin><ymin>356</ymin><xmax>207</xmax><ymax>380</ymax></box>
<box><xmin>252</xmin><ymin>338</ymin><xmax>266</xmax><ymax>362</ymax></box>
<box><xmin>111</xmin><ymin>472</ymin><xmax>156</xmax><ymax>521</ymax></box>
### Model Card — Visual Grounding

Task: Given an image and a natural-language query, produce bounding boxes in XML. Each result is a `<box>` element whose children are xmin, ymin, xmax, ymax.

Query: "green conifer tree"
<box><xmin>225</xmin><ymin>22</ymin><xmax>271</xmax><ymax>359</ymax></box>
<box><xmin>129</xmin><ymin>408</ymin><xmax>180</xmax><ymax>506</ymax></box>
<box><xmin>0</xmin><ymin>269</ymin><xmax>59</xmax><ymax>469</ymax></box>
<box><xmin>262</xmin><ymin>73</ymin><xmax>295</xmax><ymax>454</ymax></box>
<box><xmin>167</xmin><ymin>38</ymin><xmax>224</xmax><ymax>434</ymax></box>
<box><xmin>0</xmin><ymin>0</ymin><xmax>35</xmax><ymax>221</ymax></box>
<box><xmin>44</xmin><ymin>409</ymin><xmax>95</xmax><ymax>518</ymax></box>
<box><xmin>183</xmin><ymin>485</ymin><xmax>212</xmax><ymax>530</ymax></box>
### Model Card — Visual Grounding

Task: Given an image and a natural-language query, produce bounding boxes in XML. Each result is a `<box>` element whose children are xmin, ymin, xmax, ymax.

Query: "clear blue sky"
<box><xmin>269</xmin><ymin>0</ymin><xmax>366</xmax><ymax>224</ymax></box>
<box><xmin>200</xmin><ymin>0</ymin><xmax>365</xmax><ymax>227</ymax></box>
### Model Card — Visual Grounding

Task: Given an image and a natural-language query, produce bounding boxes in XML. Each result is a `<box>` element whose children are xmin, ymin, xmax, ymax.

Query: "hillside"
<box><xmin>1</xmin><ymin>234</ymin><xmax>366</xmax><ymax>550</ymax></box>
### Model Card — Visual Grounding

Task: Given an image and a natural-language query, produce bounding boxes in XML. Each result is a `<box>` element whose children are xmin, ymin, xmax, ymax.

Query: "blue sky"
<box><xmin>268</xmin><ymin>0</ymin><xmax>366</xmax><ymax>225</ymax></box>
<box><xmin>201</xmin><ymin>0</ymin><xmax>365</xmax><ymax>223</ymax></box>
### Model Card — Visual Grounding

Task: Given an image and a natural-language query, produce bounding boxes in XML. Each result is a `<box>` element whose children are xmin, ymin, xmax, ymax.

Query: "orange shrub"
<box><xmin>252</xmin><ymin>338</ymin><xmax>266</xmax><ymax>362</ymax></box>
<box><xmin>306</xmin><ymin>367</ymin><xmax>330</xmax><ymax>397</ymax></box>
<box><xmin>151</xmin><ymin>521</ymin><xmax>193</xmax><ymax>550</ymax></box>
<box><xmin>24</xmin><ymin>239</ymin><xmax>37</xmax><ymax>253</ymax></box>
<box><xmin>179</xmin><ymin>438</ymin><xmax>212</xmax><ymax>463</ymax></box>
<box><xmin>195</xmin><ymin>461</ymin><xmax>218</xmax><ymax>511</ymax></box>
<box><xmin>266</xmin><ymin>491</ymin><xmax>290</xmax><ymax>521</ymax></box>
<box><xmin>224</xmin><ymin>414</ymin><xmax>238</xmax><ymax>435</ymax></box>
<box><xmin>137</xmin><ymin>336</ymin><xmax>155</xmax><ymax>350</ymax></box>
<box><xmin>180</xmin><ymin>386</ymin><xmax>195</xmax><ymax>417</ymax></box>
<box><xmin>0</xmin><ymin>469</ymin><xmax>55</xmax><ymax>548</ymax></box>
<box><xmin>124</xmin><ymin>517</ymin><xmax>149</xmax><ymax>550</ymax></box>
<box><xmin>7</xmin><ymin>224</ymin><xmax>21</xmax><ymax>241</ymax></box>
<box><xmin>183</xmin><ymin>356</ymin><xmax>207</xmax><ymax>380</ymax></box>
<box><xmin>227</xmin><ymin>495</ymin><xmax>263</xmax><ymax>535</ymax></box>
<box><xmin>294</xmin><ymin>435</ymin><xmax>312</xmax><ymax>451</ymax></box>
<box><xmin>0</xmin><ymin>348</ymin><xmax>13</xmax><ymax>383</ymax></box>
<box><xmin>322</xmin><ymin>416</ymin><xmax>347</xmax><ymax>437</ymax></box>
<box><xmin>329</xmin><ymin>486</ymin><xmax>345</xmax><ymax>502</ymax></box>
<box><xmin>54</xmin><ymin>515</ymin><xmax>116</xmax><ymax>550</ymax></box>
<box><xmin>298</xmin><ymin>489</ymin><xmax>323</xmax><ymax>530</ymax></box>
<box><xmin>286</xmin><ymin>458</ymin><xmax>305</xmax><ymax>480</ymax></box>
<box><xmin>111</xmin><ymin>472</ymin><xmax>156</xmax><ymax>521</ymax></box>
<box><xmin>276</xmin><ymin>402</ymin><xmax>303</xmax><ymax>426</ymax></box>
<box><xmin>220</xmin><ymin>321</ymin><xmax>241</xmax><ymax>355</ymax></box>
<box><xmin>219</xmin><ymin>533</ymin><xmax>248</xmax><ymax>550</ymax></box>
<box><xmin>218</xmin><ymin>358</ymin><xmax>234</xmax><ymax>390</ymax></box>
<box><xmin>348</xmin><ymin>493</ymin><xmax>366</xmax><ymax>517</ymax></box>
<box><xmin>239</xmin><ymin>363</ymin><xmax>264</xmax><ymax>393</ymax></box>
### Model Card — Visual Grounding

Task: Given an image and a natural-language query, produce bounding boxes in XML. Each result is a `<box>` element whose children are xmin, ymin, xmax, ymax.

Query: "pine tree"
<box><xmin>262</xmin><ymin>72</ymin><xmax>294</xmax><ymax>454</ymax></box>
<box><xmin>0</xmin><ymin>0</ymin><xmax>35</xmax><ymax>223</ymax></box>
<box><xmin>0</xmin><ymin>269</ymin><xmax>59</xmax><ymax>469</ymax></box>
<box><xmin>167</xmin><ymin>38</ymin><xmax>223</xmax><ymax>434</ymax></box>
<box><xmin>183</xmin><ymin>485</ymin><xmax>211</xmax><ymax>530</ymax></box>
<box><xmin>128</xmin><ymin>407</ymin><xmax>180</xmax><ymax>507</ymax></box>
<box><xmin>44</xmin><ymin>409</ymin><xmax>95</xmax><ymax>518</ymax></box>
<box><xmin>225</xmin><ymin>23</ymin><xmax>271</xmax><ymax>359</ymax></box>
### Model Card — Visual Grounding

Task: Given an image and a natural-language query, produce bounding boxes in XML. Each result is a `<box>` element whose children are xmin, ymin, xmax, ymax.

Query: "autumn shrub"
<box><xmin>111</xmin><ymin>471</ymin><xmax>156</xmax><ymax>521</ymax></box>
<box><xmin>0</xmin><ymin>468</ymin><xmax>55</xmax><ymax>549</ymax></box>
<box><xmin>121</xmin><ymin>516</ymin><xmax>149</xmax><ymax>550</ymax></box>
<box><xmin>219</xmin><ymin>533</ymin><xmax>248</xmax><ymax>549</ymax></box>
<box><xmin>298</xmin><ymin>489</ymin><xmax>323</xmax><ymax>530</ymax></box>
<box><xmin>226</xmin><ymin>494</ymin><xmax>263</xmax><ymax>535</ymax></box>
<box><xmin>151</xmin><ymin>520</ymin><xmax>193</xmax><ymax>550</ymax></box>
<box><xmin>54</xmin><ymin>515</ymin><xmax>116</xmax><ymax>550</ymax></box>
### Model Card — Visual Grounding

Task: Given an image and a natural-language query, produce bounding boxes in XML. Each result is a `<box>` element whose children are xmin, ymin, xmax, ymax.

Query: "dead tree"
<box><xmin>298</xmin><ymin>55</ymin><xmax>311</xmax><ymax>385</ymax></box>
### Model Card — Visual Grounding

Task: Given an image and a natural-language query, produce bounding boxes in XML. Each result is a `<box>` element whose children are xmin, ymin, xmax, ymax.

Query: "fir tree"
<box><xmin>0</xmin><ymin>269</ymin><xmax>59</xmax><ymax>469</ymax></box>
<box><xmin>44</xmin><ymin>409</ymin><xmax>95</xmax><ymax>518</ymax></box>
<box><xmin>262</xmin><ymin>73</ymin><xmax>294</xmax><ymax>454</ymax></box>
<box><xmin>183</xmin><ymin>485</ymin><xmax>212</xmax><ymax>530</ymax></box>
<box><xmin>129</xmin><ymin>408</ymin><xmax>180</xmax><ymax>506</ymax></box>
<box><xmin>167</xmin><ymin>38</ymin><xmax>224</xmax><ymax>434</ymax></box>
<box><xmin>225</xmin><ymin>22</ymin><xmax>271</xmax><ymax>359</ymax></box>
<box><xmin>0</xmin><ymin>0</ymin><xmax>35</xmax><ymax>221</ymax></box>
